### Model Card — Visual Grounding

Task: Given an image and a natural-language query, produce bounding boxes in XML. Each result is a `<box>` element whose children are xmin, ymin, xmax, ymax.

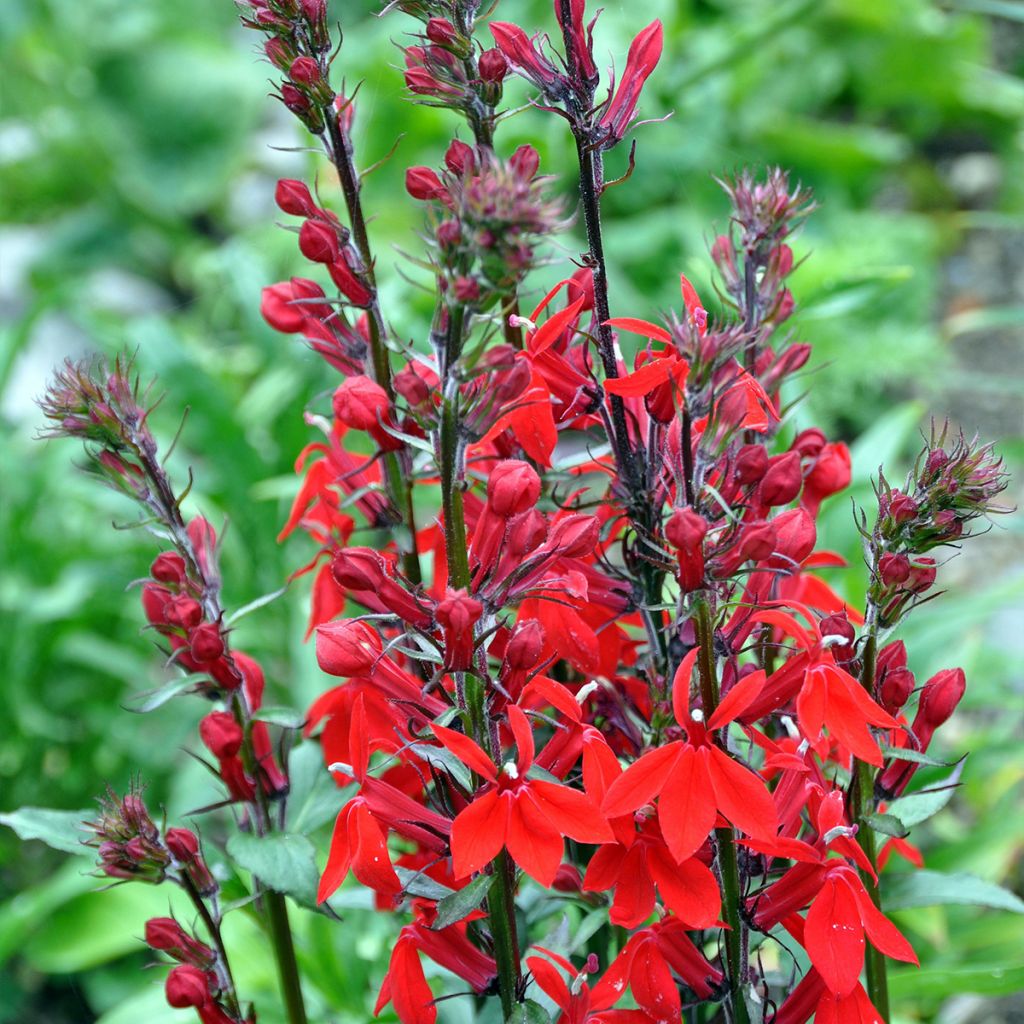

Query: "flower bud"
<box><xmin>141</xmin><ymin>583</ymin><xmax>173</xmax><ymax>625</ymax></box>
<box><xmin>332</xmin><ymin>375</ymin><xmax>390</xmax><ymax>431</ymax></box>
<box><xmin>165</xmin><ymin>965</ymin><xmax>210</xmax><ymax>1009</ymax></box>
<box><xmin>880</xmin><ymin>666</ymin><xmax>915</xmax><ymax>715</ymax></box>
<box><xmin>505</xmin><ymin>620</ymin><xmax>546</xmax><ymax>671</ymax></box>
<box><xmin>767</xmin><ymin>508</ymin><xmax>816</xmax><ymax>570</ymax></box>
<box><xmin>915</xmin><ymin>668</ymin><xmax>966</xmax><ymax>732</ymax></box>
<box><xmin>453</xmin><ymin>276</ymin><xmax>480</xmax><ymax>303</ymax></box>
<box><xmin>199</xmin><ymin>712</ymin><xmax>244</xmax><ymax>760</ymax></box>
<box><xmin>509</xmin><ymin>144</ymin><xmax>540</xmax><ymax>181</ymax></box>
<box><xmin>507</xmin><ymin>508</ymin><xmax>547</xmax><ymax>557</ymax></box>
<box><xmin>436</xmin><ymin>219</ymin><xmax>461</xmax><ymax>248</ymax></box>
<box><xmin>547</xmin><ymin>514</ymin><xmax>600</xmax><ymax>559</ymax></box>
<box><xmin>426</xmin><ymin>17</ymin><xmax>459</xmax><ymax>48</ymax></box>
<box><xmin>165</xmin><ymin>595</ymin><xmax>203</xmax><ymax>630</ymax></box>
<box><xmin>275</xmin><ymin>178</ymin><xmax>316</xmax><ymax>217</ymax></box>
<box><xmin>487</xmin><ymin>460</ymin><xmax>541</xmax><ymax>517</ymax></box>
<box><xmin>189</xmin><ymin>623</ymin><xmax>225</xmax><ymax>663</ymax></box>
<box><xmin>315</xmin><ymin>619</ymin><xmax>382</xmax><ymax>676</ymax></box>
<box><xmin>876</xmin><ymin>640</ymin><xmax>907</xmax><ymax>675</ymax></box>
<box><xmin>406</xmin><ymin>166</ymin><xmax>447</xmax><ymax>201</ymax></box>
<box><xmin>739</xmin><ymin>521</ymin><xmax>776</xmax><ymax>562</ymax></box>
<box><xmin>759</xmin><ymin>451</ymin><xmax>803</xmax><ymax>507</ymax></box>
<box><xmin>791</xmin><ymin>428</ymin><xmax>826</xmax><ymax>458</ymax></box>
<box><xmin>734</xmin><ymin>444</ymin><xmax>768</xmax><ymax>486</ymax></box>
<box><xmin>478</xmin><ymin>47</ymin><xmax>508</xmax><ymax>82</ymax></box>
<box><xmin>887</xmin><ymin>490</ymin><xmax>919</xmax><ymax>524</ymax></box>
<box><xmin>906</xmin><ymin>557</ymin><xmax>937</xmax><ymax>594</ymax></box>
<box><xmin>298</xmin><ymin>218</ymin><xmax>340</xmax><ymax>264</ymax></box>
<box><xmin>665</xmin><ymin>508</ymin><xmax>708</xmax><ymax>592</ymax></box>
<box><xmin>878</xmin><ymin>552</ymin><xmax>911</xmax><ymax>587</ymax></box>
<box><xmin>436</xmin><ymin>589</ymin><xmax>483</xmax><ymax>671</ymax></box>
<box><xmin>151</xmin><ymin>552</ymin><xmax>187</xmax><ymax>585</ymax></box>
<box><xmin>165</xmin><ymin>827</ymin><xmax>199</xmax><ymax>862</ymax></box>
<box><xmin>331</xmin><ymin>547</ymin><xmax>388</xmax><ymax>592</ymax></box>
<box><xmin>553</xmin><ymin>863</ymin><xmax>582</xmax><ymax>893</ymax></box>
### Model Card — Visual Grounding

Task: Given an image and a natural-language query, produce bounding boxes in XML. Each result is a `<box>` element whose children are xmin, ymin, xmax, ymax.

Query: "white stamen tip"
<box><xmin>690</xmin><ymin>708</ymin><xmax>705</xmax><ymax>723</ymax></box>
<box><xmin>502</xmin><ymin>761</ymin><xmax>519</xmax><ymax>780</ymax></box>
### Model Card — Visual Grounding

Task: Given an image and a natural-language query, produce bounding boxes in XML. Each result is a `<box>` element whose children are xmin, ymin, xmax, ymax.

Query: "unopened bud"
<box><xmin>487</xmin><ymin>460</ymin><xmax>541</xmax><ymax>517</ymax></box>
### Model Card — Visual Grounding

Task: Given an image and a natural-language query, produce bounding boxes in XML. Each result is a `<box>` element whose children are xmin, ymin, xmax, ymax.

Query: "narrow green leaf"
<box><xmin>890</xmin><ymin>962</ymin><xmax>1024</xmax><ymax>999</ymax></box>
<box><xmin>0</xmin><ymin>807</ymin><xmax>94</xmax><ymax>856</ymax></box>
<box><xmin>506</xmin><ymin>1000</ymin><xmax>552</xmax><ymax>1024</ymax></box>
<box><xmin>866</xmin><ymin>812</ymin><xmax>909</xmax><ymax>838</ymax></box>
<box><xmin>888</xmin><ymin>761</ymin><xmax>965</xmax><ymax>827</ymax></box>
<box><xmin>394</xmin><ymin>866</ymin><xmax>454</xmax><ymax>902</ymax></box>
<box><xmin>225</xmin><ymin>585</ymin><xmax>289</xmax><ymax>625</ymax></box>
<box><xmin>252</xmin><ymin>705</ymin><xmax>306</xmax><ymax>729</ymax></box>
<box><xmin>880</xmin><ymin>746</ymin><xmax>956</xmax><ymax>767</ymax></box>
<box><xmin>883</xmin><ymin>871</ymin><xmax>1024</xmax><ymax>914</ymax></box>
<box><xmin>226</xmin><ymin>832</ymin><xmax>320</xmax><ymax>908</ymax></box>
<box><xmin>407</xmin><ymin>742</ymin><xmax>473</xmax><ymax>790</ymax></box>
<box><xmin>433</xmin><ymin>873</ymin><xmax>491</xmax><ymax>931</ymax></box>
<box><xmin>123</xmin><ymin>674</ymin><xmax>205</xmax><ymax>713</ymax></box>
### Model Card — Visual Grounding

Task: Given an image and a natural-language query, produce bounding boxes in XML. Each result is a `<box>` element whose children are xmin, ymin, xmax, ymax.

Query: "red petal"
<box><xmin>450</xmin><ymin>789</ymin><xmax>507</xmax><ymax>878</ymax></box>
<box><xmin>531</xmin><ymin>779</ymin><xmax>613</xmax><ymax>843</ymax></box>
<box><xmin>706</xmin><ymin>745</ymin><xmax>777</xmax><ymax>841</ymax></box>
<box><xmin>506</xmin><ymin>789</ymin><xmax>564</xmax><ymax>886</ymax></box>
<box><xmin>351</xmin><ymin>800</ymin><xmax>401</xmax><ymax>895</ymax></box>
<box><xmin>507</xmin><ymin>704</ymin><xmax>536</xmax><ymax>775</ymax></box>
<box><xmin>387</xmin><ymin>935</ymin><xmax>437</xmax><ymax>1024</ymax></box>
<box><xmin>647</xmin><ymin>845</ymin><xmax>720</xmax><ymax>928</ymax></box>
<box><xmin>432</xmin><ymin>723</ymin><xmax>497</xmax><ymax>782</ymax></box>
<box><xmin>519</xmin><ymin>675</ymin><xmax>582</xmax><ymax>722</ymax></box>
<box><xmin>708</xmin><ymin>670</ymin><xmax>766</xmax><ymax>731</ymax></box>
<box><xmin>582</xmin><ymin>842</ymin><xmax>628</xmax><ymax>893</ymax></box>
<box><xmin>525</xmin><ymin>956</ymin><xmax>571</xmax><ymax>1010</ymax></box>
<box><xmin>658</xmin><ymin>746</ymin><xmax>717</xmax><ymax>862</ymax></box>
<box><xmin>671</xmin><ymin>647</ymin><xmax>700</xmax><ymax>728</ymax></box>
<box><xmin>531</xmin><ymin>296</ymin><xmax>586</xmax><ymax>354</ymax></box>
<box><xmin>630</xmin><ymin>936</ymin><xmax>680</xmax><ymax>1022</ymax></box>
<box><xmin>846</xmin><ymin>874</ymin><xmax>919</xmax><ymax>965</ymax></box>
<box><xmin>607</xmin><ymin>844</ymin><xmax>657</xmax><ymax>928</ymax></box>
<box><xmin>317</xmin><ymin>801</ymin><xmax>354</xmax><ymax>903</ymax></box>
<box><xmin>603</xmin><ymin>357</ymin><xmax>676</xmax><ymax>397</ymax></box>
<box><xmin>804</xmin><ymin>874</ymin><xmax>865</xmax><ymax>996</ymax></box>
<box><xmin>602</xmin><ymin>743</ymin><xmax>682</xmax><ymax>818</ymax></box>
<box><xmin>604</xmin><ymin>317</ymin><xmax>672</xmax><ymax>342</ymax></box>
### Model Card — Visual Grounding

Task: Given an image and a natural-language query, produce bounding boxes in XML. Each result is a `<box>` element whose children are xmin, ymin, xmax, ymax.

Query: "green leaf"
<box><xmin>394</xmin><ymin>866</ymin><xmax>453</xmax><ymax>902</ymax></box>
<box><xmin>880</xmin><ymin>746</ymin><xmax>955</xmax><ymax>767</ymax></box>
<box><xmin>890</xmin><ymin>962</ymin><xmax>1024</xmax><ymax>999</ymax></box>
<box><xmin>433</xmin><ymin>872</ymin><xmax>491</xmax><ymax>931</ymax></box>
<box><xmin>506</xmin><ymin>1000</ymin><xmax>552</xmax><ymax>1024</ymax></box>
<box><xmin>226</xmin><ymin>832</ymin><xmax>320</xmax><ymax>908</ymax></box>
<box><xmin>123</xmin><ymin>673</ymin><xmax>206</xmax><ymax>712</ymax></box>
<box><xmin>407</xmin><ymin>742</ymin><xmax>473</xmax><ymax>790</ymax></box>
<box><xmin>0</xmin><ymin>807</ymin><xmax>94</xmax><ymax>856</ymax></box>
<box><xmin>285</xmin><ymin>741</ymin><xmax>347</xmax><ymax>835</ymax></box>
<box><xmin>887</xmin><ymin>761</ymin><xmax>965</xmax><ymax>827</ymax></box>
<box><xmin>866</xmin><ymin>812</ymin><xmax>909</xmax><ymax>838</ymax></box>
<box><xmin>883</xmin><ymin>871</ymin><xmax>1024</xmax><ymax>914</ymax></box>
<box><xmin>252</xmin><ymin>705</ymin><xmax>306</xmax><ymax>729</ymax></box>
<box><xmin>225</xmin><ymin>585</ymin><xmax>289</xmax><ymax>625</ymax></box>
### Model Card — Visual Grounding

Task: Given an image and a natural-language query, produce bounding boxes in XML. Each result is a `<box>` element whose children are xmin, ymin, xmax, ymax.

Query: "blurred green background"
<box><xmin>1</xmin><ymin>0</ymin><xmax>1022</xmax><ymax>1021</ymax></box>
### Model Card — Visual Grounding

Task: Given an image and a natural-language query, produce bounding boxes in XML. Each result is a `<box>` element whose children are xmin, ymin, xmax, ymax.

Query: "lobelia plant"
<box><xmin>14</xmin><ymin>2</ymin><xmax>1013</xmax><ymax>1024</ymax></box>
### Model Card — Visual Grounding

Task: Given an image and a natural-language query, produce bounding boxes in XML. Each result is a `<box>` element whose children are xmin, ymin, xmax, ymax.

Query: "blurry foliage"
<box><xmin>0</xmin><ymin>0</ymin><xmax>1021</xmax><ymax>1021</ymax></box>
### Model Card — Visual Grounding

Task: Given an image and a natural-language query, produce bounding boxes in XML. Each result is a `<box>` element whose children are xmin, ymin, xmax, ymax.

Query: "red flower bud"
<box><xmin>906</xmin><ymin>557</ymin><xmax>937</xmax><ymax>593</ymax></box>
<box><xmin>507</xmin><ymin>508</ymin><xmax>547</xmax><ymax>557</ymax></box>
<box><xmin>803</xmin><ymin>441</ymin><xmax>851</xmax><ymax>513</ymax></box>
<box><xmin>165</xmin><ymin>595</ymin><xmax>203</xmax><ymax>630</ymax></box>
<box><xmin>141</xmin><ymin>583</ymin><xmax>173</xmax><ymax>625</ymax></box>
<box><xmin>759</xmin><ymin>451</ymin><xmax>803</xmax><ymax>507</ymax></box>
<box><xmin>315</xmin><ymin>619</ymin><xmax>382</xmax><ymax>677</ymax></box>
<box><xmin>454</xmin><ymin>276</ymin><xmax>480</xmax><ymax>303</ymax></box>
<box><xmin>887</xmin><ymin>490</ymin><xmax>919</xmax><ymax>524</ymax></box>
<box><xmin>405</xmin><ymin>166</ymin><xmax>447</xmax><ymax>202</ymax></box>
<box><xmin>332</xmin><ymin>375</ymin><xmax>390</xmax><ymax>431</ymax></box>
<box><xmin>877</xmin><ymin>640</ymin><xmax>907</xmax><ymax>674</ymax></box>
<box><xmin>665</xmin><ymin>508</ymin><xmax>708</xmax><ymax>592</ymax></box>
<box><xmin>739</xmin><ymin>521</ymin><xmax>776</xmax><ymax>562</ymax></box>
<box><xmin>734</xmin><ymin>444</ymin><xmax>768</xmax><ymax>486</ymax></box>
<box><xmin>509</xmin><ymin>144</ymin><xmax>540</xmax><ymax>180</ymax></box>
<box><xmin>165</xmin><ymin>965</ymin><xmax>210</xmax><ymax>1009</ymax></box>
<box><xmin>444</xmin><ymin>139</ymin><xmax>475</xmax><ymax>177</ymax></box>
<box><xmin>478</xmin><ymin>47</ymin><xmax>508</xmax><ymax>83</ymax></box>
<box><xmin>505</xmin><ymin>620</ymin><xmax>546</xmax><ymax>671</ymax></box>
<box><xmin>487</xmin><ymin>460</ymin><xmax>541</xmax><ymax>517</ymax></box>
<box><xmin>791</xmin><ymin>428</ymin><xmax>827</xmax><ymax>458</ymax></box>
<box><xmin>275</xmin><ymin>178</ymin><xmax>316</xmax><ymax>217</ymax></box>
<box><xmin>878</xmin><ymin>553</ymin><xmax>911</xmax><ymax>587</ymax></box>
<box><xmin>437</xmin><ymin>589</ymin><xmax>483</xmax><ymax>671</ymax></box>
<box><xmin>289</xmin><ymin>55</ymin><xmax>322</xmax><ymax>88</ymax></box>
<box><xmin>298</xmin><ymin>218</ymin><xmax>340</xmax><ymax>264</ymax></box>
<box><xmin>426</xmin><ymin>17</ymin><xmax>458</xmax><ymax>48</ymax></box>
<box><xmin>199</xmin><ymin>711</ymin><xmax>243</xmax><ymax>760</ymax></box>
<box><xmin>151</xmin><ymin>552</ymin><xmax>187</xmax><ymax>585</ymax></box>
<box><xmin>767</xmin><ymin>508</ymin><xmax>816</xmax><ymax>569</ymax></box>
<box><xmin>880</xmin><ymin>666</ymin><xmax>915</xmax><ymax>715</ymax></box>
<box><xmin>916</xmin><ymin>668</ymin><xmax>966</xmax><ymax>732</ymax></box>
<box><xmin>547</xmin><ymin>514</ymin><xmax>600</xmax><ymax>558</ymax></box>
<box><xmin>189</xmin><ymin>623</ymin><xmax>225</xmax><ymax>663</ymax></box>
<box><xmin>331</xmin><ymin>547</ymin><xmax>388</xmax><ymax>592</ymax></box>
<box><xmin>553</xmin><ymin>863</ymin><xmax>583</xmax><ymax>893</ymax></box>
<box><xmin>260</xmin><ymin>278</ymin><xmax>329</xmax><ymax>334</ymax></box>
<box><xmin>165</xmin><ymin>827</ymin><xmax>199</xmax><ymax>862</ymax></box>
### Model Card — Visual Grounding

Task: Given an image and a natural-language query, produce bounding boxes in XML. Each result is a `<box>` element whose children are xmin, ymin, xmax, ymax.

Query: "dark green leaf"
<box><xmin>506</xmin><ymin>1000</ymin><xmax>552</xmax><ymax>1024</ymax></box>
<box><xmin>866</xmin><ymin>812</ymin><xmax>909</xmax><ymax>838</ymax></box>
<box><xmin>407</xmin><ymin>742</ymin><xmax>473</xmax><ymax>790</ymax></box>
<box><xmin>887</xmin><ymin>760</ymin><xmax>965</xmax><ymax>827</ymax></box>
<box><xmin>286</xmin><ymin>742</ymin><xmax>347</xmax><ymax>835</ymax></box>
<box><xmin>252</xmin><ymin>706</ymin><xmax>306</xmax><ymax>729</ymax></box>
<box><xmin>226</xmin><ymin>832</ymin><xmax>320</xmax><ymax>908</ymax></box>
<box><xmin>394</xmin><ymin>866</ymin><xmax>453</xmax><ymax>902</ymax></box>
<box><xmin>880</xmin><ymin>746</ymin><xmax>956</xmax><ymax>767</ymax></box>
<box><xmin>0</xmin><ymin>807</ymin><xmax>94</xmax><ymax>856</ymax></box>
<box><xmin>883</xmin><ymin>871</ymin><xmax>1024</xmax><ymax>914</ymax></box>
<box><xmin>433</xmin><ymin>872</ymin><xmax>491</xmax><ymax>931</ymax></box>
<box><xmin>123</xmin><ymin>674</ymin><xmax>205</xmax><ymax>713</ymax></box>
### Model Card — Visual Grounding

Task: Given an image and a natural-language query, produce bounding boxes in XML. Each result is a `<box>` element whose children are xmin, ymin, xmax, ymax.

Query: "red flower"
<box><xmin>602</xmin><ymin>648</ymin><xmax>778</xmax><ymax>861</ymax></box>
<box><xmin>439</xmin><ymin>705</ymin><xmax>612</xmax><ymax>886</ymax></box>
<box><xmin>599</xmin><ymin>21</ymin><xmax>663</xmax><ymax>146</ymax></box>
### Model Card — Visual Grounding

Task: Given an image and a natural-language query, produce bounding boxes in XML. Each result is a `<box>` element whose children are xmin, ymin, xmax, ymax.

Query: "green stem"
<box><xmin>265</xmin><ymin>889</ymin><xmax>308</xmax><ymax>1024</ymax></box>
<box><xmin>850</xmin><ymin>633</ymin><xmax>891</xmax><ymax>1018</ymax></box>
<box><xmin>693</xmin><ymin>598</ymin><xmax>750</xmax><ymax>1024</ymax></box>
<box><xmin>488</xmin><ymin>852</ymin><xmax>523</xmax><ymax>1018</ymax></box>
